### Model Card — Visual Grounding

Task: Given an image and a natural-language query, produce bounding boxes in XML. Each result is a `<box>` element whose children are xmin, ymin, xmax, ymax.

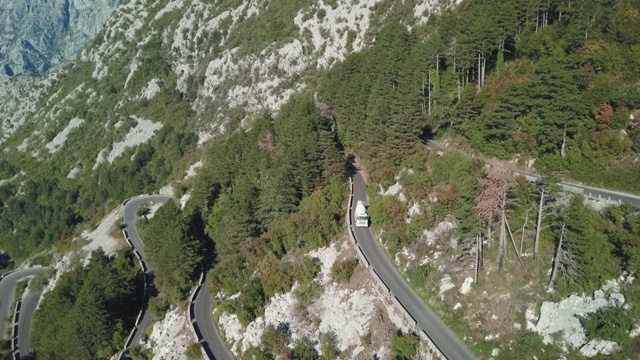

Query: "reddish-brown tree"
<box><xmin>474</xmin><ymin>161</ymin><xmax>516</xmax><ymax>271</ymax></box>
<box><xmin>595</xmin><ymin>103</ymin><xmax>613</xmax><ymax>127</ymax></box>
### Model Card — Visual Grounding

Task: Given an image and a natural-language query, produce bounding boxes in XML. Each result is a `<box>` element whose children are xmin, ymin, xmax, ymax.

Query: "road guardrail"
<box><xmin>347</xmin><ymin>175</ymin><xmax>446</xmax><ymax>359</ymax></box>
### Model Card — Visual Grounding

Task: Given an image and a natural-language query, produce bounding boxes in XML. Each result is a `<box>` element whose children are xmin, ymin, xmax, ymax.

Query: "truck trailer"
<box><xmin>354</xmin><ymin>200</ymin><xmax>369</xmax><ymax>227</ymax></box>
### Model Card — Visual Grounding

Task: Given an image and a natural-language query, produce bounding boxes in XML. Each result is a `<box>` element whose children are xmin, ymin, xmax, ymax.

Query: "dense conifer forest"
<box><xmin>31</xmin><ymin>250</ymin><xmax>143</xmax><ymax>359</ymax></box>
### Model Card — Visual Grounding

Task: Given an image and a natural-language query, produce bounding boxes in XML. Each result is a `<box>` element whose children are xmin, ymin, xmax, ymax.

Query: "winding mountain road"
<box><xmin>192</xmin><ymin>277</ymin><xmax>235</xmax><ymax>360</ymax></box>
<box><xmin>425</xmin><ymin>139</ymin><xmax>640</xmax><ymax>206</ymax></box>
<box><xmin>350</xmin><ymin>172</ymin><xmax>475</xmax><ymax>360</ymax></box>
<box><xmin>346</xmin><ymin>140</ymin><xmax>640</xmax><ymax>359</ymax></box>
<box><xmin>0</xmin><ymin>266</ymin><xmax>49</xmax><ymax>360</ymax></box>
<box><xmin>123</xmin><ymin>195</ymin><xmax>233</xmax><ymax>360</ymax></box>
<box><xmin>122</xmin><ymin>195</ymin><xmax>170</xmax><ymax>352</ymax></box>
<box><xmin>17</xmin><ymin>288</ymin><xmax>43</xmax><ymax>360</ymax></box>
<box><xmin>0</xmin><ymin>267</ymin><xmax>48</xmax><ymax>338</ymax></box>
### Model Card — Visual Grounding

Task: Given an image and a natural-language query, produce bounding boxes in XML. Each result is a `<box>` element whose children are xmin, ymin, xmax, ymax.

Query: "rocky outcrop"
<box><xmin>533</xmin><ymin>273</ymin><xmax>634</xmax><ymax>357</ymax></box>
<box><xmin>0</xmin><ymin>0</ymin><xmax>120</xmax><ymax>76</ymax></box>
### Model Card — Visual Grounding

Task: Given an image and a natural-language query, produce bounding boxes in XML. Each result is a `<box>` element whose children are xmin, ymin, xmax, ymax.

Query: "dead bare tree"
<box><xmin>499</xmin><ymin>201</ymin><xmax>507</xmax><ymax>270</ymax></box>
<box><xmin>547</xmin><ymin>223</ymin><xmax>580</xmax><ymax>292</ymax></box>
<box><xmin>534</xmin><ymin>187</ymin><xmax>545</xmax><ymax>259</ymax></box>
<box><xmin>547</xmin><ymin>223</ymin><xmax>565</xmax><ymax>292</ymax></box>
<box><xmin>475</xmin><ymin>233</ymin><xmax>484</xmax><ymax>282</ymax></box>
<box><xmin>505</xmin><ymin>217</ymin><xmax>524</xmax><ymax>267</ymax></box>
<box><xmin>520</xmin><ymin>207</ymin><xmax>532</xmax><ymax>255</ymax></box>
<box><xmin>475</xmin><ymin>162</ymin><xmax>516</xmax><ymax>272</ymax></box>
<box><xmin>533</xmin><ymin>182</ymin><xmax>555</xmax><ymax>260</ymax></box>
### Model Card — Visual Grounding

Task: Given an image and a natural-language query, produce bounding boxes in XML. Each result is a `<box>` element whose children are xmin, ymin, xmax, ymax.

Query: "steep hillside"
<box><xmin>0</xmin><ymin>0</ymin><xmax>458</xmax><ymax>359</ymax></box>
<box><xmin>0</xmin><ymin>0</ymin><xmax>455</xmax><ymax>260</ymax></box>
<box><xmin>0</xmin><ymin>0</ymin><xmax>121</xmax><ymax>76</ymax></box>
<box><xmin>1</xmin><ymin>0</ymin><xmax>639</xmax><ymax>359</ymax></box>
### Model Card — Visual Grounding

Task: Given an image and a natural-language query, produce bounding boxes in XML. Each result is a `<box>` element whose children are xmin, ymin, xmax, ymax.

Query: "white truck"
<box><xmin>354</xmin><ymin>200</ymin><xmax>369</xmax><ymax>227</ymax></box>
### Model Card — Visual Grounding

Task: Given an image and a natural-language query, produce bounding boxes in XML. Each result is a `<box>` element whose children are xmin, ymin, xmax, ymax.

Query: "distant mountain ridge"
<box><xmin>0</xmin><ymin>0</ymin><xmax>121</xmax><ymax>76</ymax></box>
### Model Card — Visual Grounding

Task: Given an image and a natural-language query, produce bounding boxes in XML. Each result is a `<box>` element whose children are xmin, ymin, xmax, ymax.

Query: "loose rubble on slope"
<box><xmin>218</xmin><ymin>241</ymin><xmax>434</xmax><ymax>358</ymax></box>
<box><xmin>148</xmin><ymin>307</ymin><xmax>197</xmax><ymax>360</ymax></box>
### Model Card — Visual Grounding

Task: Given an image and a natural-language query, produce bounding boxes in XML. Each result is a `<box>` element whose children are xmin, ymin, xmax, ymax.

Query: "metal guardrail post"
<box><xmin>188</xmin><ymin>270</ymin><xmax>212</xmax><ymax>359</ymax></box>
<box><xmin>391</xmin><ymin>296</ymin><xmax>417</xmax><ymax>326</ymax></box>
<box><xmin>356</xmin><ymin>246</ymin><xmax>369</xmax><ymax>268</ymax></box>
<box><xmin>368</xmin><ymin>268</ymin><xmax>389</xmax><ymax>294</ymax></box>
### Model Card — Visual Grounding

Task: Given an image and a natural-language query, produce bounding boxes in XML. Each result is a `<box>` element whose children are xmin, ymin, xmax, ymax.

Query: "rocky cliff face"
<box><xmin>0</xmin><ymin>0</ymin><xmax>120</xmax><ymax>76</ymax></box>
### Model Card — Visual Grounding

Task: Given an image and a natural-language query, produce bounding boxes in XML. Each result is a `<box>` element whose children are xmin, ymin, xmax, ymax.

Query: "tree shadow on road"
<box><xmin>345</xmin><ymin>154</ymin><xmax>357</xmax><ymax>177</ymax></box>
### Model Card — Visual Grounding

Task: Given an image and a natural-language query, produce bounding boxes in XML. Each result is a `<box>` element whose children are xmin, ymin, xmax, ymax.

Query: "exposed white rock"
<box><xmin>150</xmin><ymin>307</ymin><xmax>196</xmax><ymax>360</ymax></box>
<box><xmin>525</xmin><ymin>308</ymin><xmax>537</xmax><ymax>330</ymax></box>
<box><xmin>0</xmin><ymin>173</ymin><xmax>20</xmax><ymax>188</ymax></box>
<box><xmin>414</xmin><ymin>0</ymin><xmax>441</xmax><ymax>25</ymax></box>
<box><xmin>219</xmin><ymin>243</ymin><xmax>414</xmax><ymax>356</ymax></box>
<box><xmin>536</xmin><ymin>295</ymin><xmax>605</xmax><ymax>348</ymax></box>
<box><xmin>308</xmin><ymin>243</ymin><xmax>340</xmax><ymax>284</ymax></box>
<box><xmin>40</xmin><ymin>252</ymin><xmax>73</xmax><ymax>301</ymax></box>
<box><xmin>93</xmin><ymin>149</ymin><xmax>108</xmax><ymax>170</ymax></box>
<box><xmin>580</xmin><ymin>339</ymin><xmax>618</xmax><ymax>357</ymax></box>
<box><xmin>313</xmin><ymin>285</ymin><xmax>382</xmax><ymax>351</ymax></box>
<box><xmin>219</xmin><ymin>311</ymin><xmax>245</xmax><ymax>346</ymax></box>
<box><xmin>184</xmin><ymin>161</ymin><xmax>204</xmax><ymax>180</ymax></box>
<box><xmin>275</xmin><ymin>39</ymin><xmax>308</xmax><ymax>75</ymax></box>
<box><xmin>406</xmin><ymin>202</ymin><xmax>421</xmax><ymax>223</ymax></box>
<box><xmin>180</xmin><ymin>192</ymin><xmax>191</xmax><ymax>209</ymax></box>
<box><xmin>534</xmin><ymin>277</ymin><xmax>629</xmax><ymax>354</ymax></box>
<box><xmin>453</xmin><ymin>303</ymin><xmax>462</xmax><ymax>310</ymax></box>
<box><xmin>140</xmin><ymin>78</ymin><xmax>162</xmax><ymax>100</ymax></box>
<box><xmin>294</xmin><ymin>0</ymin><xmax>381</xmax><ymax>68</ymax></box>
<box><xmin>94</xmin><ymin>116</ymin><xmax>163</xmax><ymax>168</ymax></box>
<box><xmin>81</xmin><ymin>0</ymin><xmax>148</xmax><ymax>81</ymax></box>
<box><xmin>66</xmin><ymin>167</ymin><xmax>81</xmax><ymax>179</ymax></box>
<box><xmin>16</xmin><ymin>138</ymin><xmax>29</xmax><ymax>151</ymax></box>
<box><xmin>106</xmin><ymin>116</ymin><xmax>162</xmax><ymax>163</ymax></box>
<box><xmin>422</xmin><ymin>220</ymin><xmax>456</xmax><ymax>247</ymax></box>
<box><xmin>397</xmin><ymin>246</ymin><xmax>416</xmax><ymax>268</ymax></box>
<box><xmin>383</xmin><ymin>182</ymin><xmax>402</xmax><ymax>196</ymax></box>
<box><xmin>459</xmin><ymin>277</ymin><xmax>473</xmax><ymax>295</ymax></box>
<box><xmin>45</xmin><ymin>117</ymin><xmax>84</xmax><ymax>153</ymax></box>
<box><xmin>153</xmin><ymin>0</ymin><xmax>184</xmax><ymax>21</ymax></box>
<box><xmin>80</xmin><ymin>207</ymin><xmax>122</xmax><ymax>261</ymax></box>
<box><xmin>485</xmin><ymin>334</ymin><xmax>498</xmax><ymax>341</ymax></box>
<box><xmin>439</xmin><ymin>275</ymin><xmax>455</xmax><ymax>299</ymax></box>
<box><xmin>146</xmin><ymin>201</ymin><xmax>166</xmax><ymax>220</ymax></box>
<box><xmin>380</xmin><ymin>181</ymin><xmax>407</xmax><ymax>202</ymax></box>
<box><xmin>197</xmin><ymin>130</ymin><xmax>215</xmax><ymax>147</ymax></box>
<box><xmin>376</xmin><ymin>346</ymin><xmax>389</xmax><ymax>359</ymax></box>
<box><xmin>228</xmin><ymin>283</ymin><xmax>391</xmax><ymax>355</ymax></box>
<box><xmin>39</xmin><ymin>203</ymin><xmax>130</xmax><ymax>306</ymax></box>
<box><xmin>159</xmin><ymin>185</ymin><xmax>175</xmax><ymax>197</ymax></box>
<box><xmin>125</xmin><ymin>51</ymin><xmax>142</xmax><ymax>88</ymax></box>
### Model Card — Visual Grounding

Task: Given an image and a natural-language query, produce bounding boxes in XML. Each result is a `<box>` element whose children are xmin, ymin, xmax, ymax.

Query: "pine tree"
<box><xmin>256</xmin><ymin>162</ymin><xmax>298</xmax><ymax>232</ymax></box>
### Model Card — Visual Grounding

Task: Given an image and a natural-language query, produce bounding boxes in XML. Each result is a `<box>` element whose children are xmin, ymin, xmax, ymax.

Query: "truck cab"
<box><xmin>354</xmin><ymin>200</ymin><xmax>369</xmax><ymax>227</ymax></box>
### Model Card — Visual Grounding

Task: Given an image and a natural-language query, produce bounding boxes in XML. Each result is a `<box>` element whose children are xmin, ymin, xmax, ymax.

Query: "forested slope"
<box><xmin>320</xmin><ymin>0</ymin><xmax>640</xmax><ymax>191</ymax></box>
<box><xmin>0</xmin><ymin>0</ymin><xmax>638</xmax><ymax>358</ymax></box>
<box><xmin>31</xmin><ymin>249</ymin><xmax>143</xmax><ymax>360</ymax></box>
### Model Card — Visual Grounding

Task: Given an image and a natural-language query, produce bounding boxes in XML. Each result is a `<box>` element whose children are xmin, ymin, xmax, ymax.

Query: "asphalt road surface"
<box><xmin>122</xmin><ymin>195</ymin><xmax>171</xmax><ymax>352</ymax></box>
<box><xmin>17</xmin><ymin>288</ymin><xmax>42</xmax><ymax>360</ymax></box>
<box><xmin>351</xmin><ymin>172</ymin><xmax>476</xmax><ymax>360</ymax></box>
<box><xmin>193</xmin><ymin>277</ymin><xmax>235</xmax><ymax>360</ymax></box>
<box><xmin>425</xmin><ymin>139</ymin><xmax>640</xmax><ymax>206</ymax></box>
<box><xmin>124</xmin><ymin>195</ymin><xmax>234</xmax><ymax>360</ymax></box>
<box><xmin>0</xmin><ymin>267</ymin><xmax>48</xmax><ymax>339</ymax></box>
